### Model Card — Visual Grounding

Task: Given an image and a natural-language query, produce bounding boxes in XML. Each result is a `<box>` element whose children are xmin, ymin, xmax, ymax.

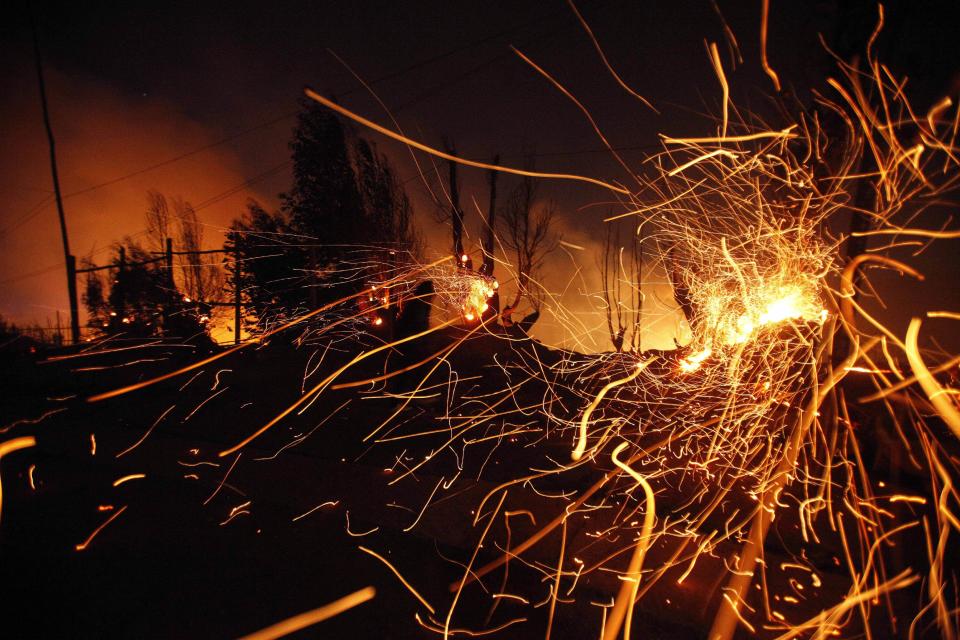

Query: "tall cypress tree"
<box><xmin>230</xmin><ymin>98</ymin><xmax>420</xmax><ymax>324</ymax></box>
<box><xmin>280</xmin><ymin>98</ymin><xmax>362</xmax><ymax>288</ymax></box>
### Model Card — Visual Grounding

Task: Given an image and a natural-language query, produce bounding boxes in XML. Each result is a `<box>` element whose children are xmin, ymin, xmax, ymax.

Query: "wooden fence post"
<box><xmin>66</xmin><ymin>255</ymin><xmax>79</xmax><ymax>344</ymax></box>
<box><xmin>165</xmin><ymin>238</ymin><xmax>174</xmax><ymax>289</ymax></box>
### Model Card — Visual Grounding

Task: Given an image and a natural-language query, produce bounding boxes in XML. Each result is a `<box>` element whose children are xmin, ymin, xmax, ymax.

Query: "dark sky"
<box><xmin>2</xmin><ymin>1</ymin><xmax>958</xmax><ymax>349</ymax></box>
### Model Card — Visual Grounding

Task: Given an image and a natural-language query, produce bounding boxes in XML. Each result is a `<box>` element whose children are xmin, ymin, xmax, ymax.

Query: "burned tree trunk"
<box><xmin>483</xmin><ymin>155</ymin><xmax>500</xmax><ymax>319</ymax></box>
<box><xmin>443</xmin><ymin>139</ymin><xmax>466</xmax><ymax>265</ymax></box>
<box><xmin>482</xmin><ymin>155</ymin><xmax>498</xmax><ymax>277</ymax></box>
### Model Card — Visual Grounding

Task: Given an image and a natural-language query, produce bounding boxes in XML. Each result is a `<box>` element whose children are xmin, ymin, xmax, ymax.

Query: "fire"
<box><xmin>679</xmin><ymin>347</ymin><xmax>712</xmax><ymax>372</ymax></box>
<box><xmin>721</xmin><ymin>281</ymin><xmax>825</xmax><ymax>346</ymax></box>
<box><xmin>13</xmin><ymin>4</ymin><xmax>960</xmax><ymax>640</ymax></box>
<box><xmin>675</xmin><ymin>229</ymin><xmax>831</xmax><ymax>362</ymax></box>
<box><xmin>461</xmin><ymin>274</ymin><xmax>496</xmax><ymax>322</ymax></box>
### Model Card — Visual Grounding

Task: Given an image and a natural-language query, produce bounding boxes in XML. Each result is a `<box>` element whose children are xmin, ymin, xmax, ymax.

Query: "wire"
<box><xmin>0</xmin><ymin>260</ymin><xmax>64</xmax><ymax>285</ymax></box>
<box><xmin>1</xmin><ymin>11</ymin><xmax>557</xmax><ymax>238</ymax></box>
<box><xmin>1</xmin><ymin>9</ymin><xmax>573</xmax><ymax>283</ymax></box>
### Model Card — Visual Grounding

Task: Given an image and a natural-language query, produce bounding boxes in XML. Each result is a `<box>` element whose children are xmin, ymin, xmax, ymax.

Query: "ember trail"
<box><xmin>1</xmin><ymin>2</ymin><xmax>959</xmax><ymax>639</ymax></box>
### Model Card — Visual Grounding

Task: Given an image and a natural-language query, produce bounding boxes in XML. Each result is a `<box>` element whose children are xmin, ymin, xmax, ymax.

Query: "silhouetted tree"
<box><xmin>354</xmin><ymin>138</ymin><xmax>417</xmax><ymax>252</ymax></box>
<box><xmin>82</xmin><ymin>193</ymin><xmax>214</xmax><ymax>342</ymax></box>
<box><xmin>173</xmin><ymin>198</ymin><xmax>222</xmax><ymax>306</ymax></box>
<box><xmin>83</xmin><ymin>242</ymin><xmax>190</xmax><ymax>338</ymax></box>
<box><xmin>499</xmin><ymin>172</ymin><xmax>557</xmax><ymax>328</ymax></box>
<box><xmin>224</xmin><ymin>200</ymin><xmax>302</xmax><ymax>331</ymax></box>
<box><xmin>599</xmin><ymin>220</ymin><xmax>643</xmax><ymax>352</ymax></box>
<box><xmin>280</xmin><ymin>98</ymin><xmax>363</xmax><ymax>306</ymax></box>
<box><xmin>480</xmin><ymin>157</ymin><xmax>500</xmax><ymax>320</ymax></box>
<box><xmin>275</xmin><ymin>98</ymin><xmax>420</xmax><ymax>313</ymax></box>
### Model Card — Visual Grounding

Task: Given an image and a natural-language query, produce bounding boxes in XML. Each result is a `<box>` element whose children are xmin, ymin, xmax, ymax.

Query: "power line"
<box><xmin>0</xmin><ymin>193</ymin><xmax>55</xmax><ymax>237</ymax></box>
<box><xmin>1</xmin><ymin>12</ymin><xmax>555</xmax><ymax>238</ymax></box>
<box><xmin>0</xmin><ymin>114</ymin><xmax>295</xmax><ymax>238</ymax></box>
<box><xmin>193</xmin><ymin>161</ymin><xmax>291</xmax><ymax>212</ymax></box>
<box><xmin>1</xmin><ymin>159</ymin><xmax>293</xmax><ymax>284</ymax></box>
<box><xmin>0</xmin><ymin>260</ymin><xmax>64</xmax><ymax>286</ymax></box>
<box><xmin>1</xmin><ymin>11</ymin><xmax>580</xmax><ymax>286</ymax></box>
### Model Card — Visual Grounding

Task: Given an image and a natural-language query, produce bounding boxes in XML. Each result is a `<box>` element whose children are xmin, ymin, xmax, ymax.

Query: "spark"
<box><xmin>292</xmin><ymin>500</ymin><xmax>339</xmax><ymax>522</ymax></box>
<box><xmin>0</xmin><ymin>436</ymin><xmax>36</xmax><ymax>525</ymax></box>
<box><xmin>358</xmin><ymin>545</ymin><xmax>436</xmax><ymax>614</ymax></box>
<box><xmin>303</xmin><ymin>88</ymin><xmax>631</xmax><ymax>195</ymax></box>
<box><xmin>236</xmin><ymin>586</ymin><xmax>376</xmax><ymax>640</ymax></box>
<box><xmin>906</xmin><ymin>318</ymin><xmax>960</xmax><ymax>439</ymax></box>
<box><xmin>75</xmin><ymin>505</ymin><xmax>128</xmax><ymax>551</ymax></box>
<box><xmin>112</xmin><ymin>473</ymin><xmax>146</xmax><ymax>487</ymax></box>
<box><xmin>759</xmin><ymin>0</ymin><xmax>781</xmax><ymax>91</ymax></box>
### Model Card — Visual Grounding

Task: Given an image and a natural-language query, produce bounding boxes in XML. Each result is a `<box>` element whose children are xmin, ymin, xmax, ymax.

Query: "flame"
<box><xmin>693</xmin><ymin>264</ymin><xmax>828</xmax><ymax>353</ymax></box>
<box><xmin>725</xmin><ymin>283</ymin><xmax>825</xmax><ymax>346</ymax></box>
<box><xmin>462</xmin><ymin>275</ymin><xmax>496</xmax><ymax>322</ymax></box>
<box><xmin>679</xmin><ymin>347</ymin><xmax>712</xmax><ymax>372</ymax></box>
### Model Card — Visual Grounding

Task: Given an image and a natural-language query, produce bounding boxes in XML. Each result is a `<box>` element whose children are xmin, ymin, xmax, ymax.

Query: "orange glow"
<box><xmin>460</xmin><ymin>274</ymin><xmax>496</xmax><ymax>322</ymax></box>
<box><xmin>679</xmin><ymin>347</ymin><xmax>712</xmax><ymax>373</ymax></box>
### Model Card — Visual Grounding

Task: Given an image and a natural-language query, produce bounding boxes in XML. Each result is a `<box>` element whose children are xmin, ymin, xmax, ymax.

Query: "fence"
<box><xmin>71</xmin><ymin>237</ymin><xmax>242</xmax><ymax>345</ymax></box>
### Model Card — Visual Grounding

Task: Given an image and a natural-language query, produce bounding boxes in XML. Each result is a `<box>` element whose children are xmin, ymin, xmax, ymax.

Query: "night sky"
<box><xmin>2</xmin><ymin>0</ymin><xmax>958</xmax><ymax>350</ymax></box>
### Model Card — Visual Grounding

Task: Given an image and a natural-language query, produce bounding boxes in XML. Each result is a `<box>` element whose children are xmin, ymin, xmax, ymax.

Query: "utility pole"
<box><xmin>233</xmin><ymin>240</ymin><xmax>241</xmax><ymax>345</ymax></box>
<box><xmin>31</xmin><ymin>9</ymin><xmax>79</xmax><ymax>344</ymax></box>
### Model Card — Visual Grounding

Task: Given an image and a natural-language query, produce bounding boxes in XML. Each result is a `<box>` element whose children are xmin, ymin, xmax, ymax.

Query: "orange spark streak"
<box><xmin>446</xmin><ymin>491</ymin><xmax>507</xmax><ymax>639</ymax></box>
<box><xmin>358</xmin><ymin>545</ymin><xmax>436</xmax><ymax>614</ymax></box>
<box><xmin>0</xmin><ymin>436</ymin><xmax>36</xmax><ymax>525</ymax></box>
<box><xmin>75</xmin><ymin>505</ymin><xmax>128</xmax><ymax>551</ymax></box>
<box><xmin>237</xmin><ymin>586</ymin><xmax>376</xmax><ymax>640</ymax></box>
<box><xmin>661</xmin><ymin>127</ymin><xmax>797</xmax><ymax>145</ymax></box>
<box><xmin>291</xmin><ymin>500</ymin><xmax>339</xmax><ymax>522</ymax></box>
<box><xmin>332</xmin><ymin>340</ymin><xmax>460</xmax><ymax>391</ymax></box>
<box><xmin>859</xmin><ymin>354</ymin><xmax>960</xmax><ymax>404</ymax></box>
<box><xmin>303</xmin><ymin>88</ymin><xmax>631</xmax><ymax>195</ymax></box>
<box><xmin>510</xmin><ymin>46</ymin><xmax>640</xmax><ymax>186</ymax></box>
<box><xmin>218</xmin><ymin>318</ymin><xmax>459</xmax><ymax>457</ymax></box>
<box><xmin>760</xmin><ymin>0</ymin><xmax>781</xmax><ymax>91</ymax></box>
<box><xmin>572</xmin><ymin>358</ymin><xmax>654</xmax><ymax>461</ymax></box>
<box><xmin>707</xmin><ymin>41</ymin><xmax>729</xmax><ymax>138</ymax></box>
<box><xmin>928</xmin><ymin>311</ymin><xmax>960</xmax><ymax>321</ymax></box>
<box><xmin>604</xmin><ymin>441</ymin><xmax>657</xmax><ymax>640</ymax></box>
<box><xmin>905</xmin><ymin>318</ymin><xmax>960</xmax><ymax>440</ymax></box>
<box><xmin>545</xmin><ymin>517</ymin><xmax>568</xmax><ymax>640</ymax></box>
<box><xmin>566</xmin><ymin>0</ymin><xmax>658</xmax><ymax>113</ymax></box>
<box><xmin>112</xmin><ymin>473</ymin><xmax>146</xmax><ymax>487</ymax></box>
<box><xmin>852</xmin><ymin>228</ymin><xmax>960</xmax><ymax>239</ymax></box>
<box><xmin>667</xmin><ymin>148</ymin><xmax>738</xmax><ymax>176</ymax></box>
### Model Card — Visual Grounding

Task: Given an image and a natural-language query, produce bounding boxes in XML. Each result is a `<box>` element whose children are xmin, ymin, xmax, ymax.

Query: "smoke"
<box><xmin>0</xmin><ymin>63</ymin><xmax>282</xmax><ymax>330</ymax></box>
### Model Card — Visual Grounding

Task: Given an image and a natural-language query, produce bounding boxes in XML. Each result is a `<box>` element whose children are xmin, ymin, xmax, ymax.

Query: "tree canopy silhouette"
<box><xmin>229</xmin><ymin>98</ymin><xmax>419</xmax><ymax>333</ymax></box>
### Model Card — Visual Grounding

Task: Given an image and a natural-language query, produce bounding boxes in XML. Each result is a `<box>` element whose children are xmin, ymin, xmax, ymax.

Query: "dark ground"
<box><xmin>0</xmin><ymin>333</ymin><xmax>707</xmax><ymax>640</ymax></box>
<box><xmin>0</xmin><ymin>330</ymin><xmax>940</xmax><ymax>639</ymax></box>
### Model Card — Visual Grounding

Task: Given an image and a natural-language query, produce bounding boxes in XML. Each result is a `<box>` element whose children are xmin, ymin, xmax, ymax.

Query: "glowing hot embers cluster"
<box><xmin>694</xmin><ymin>266</ymin><xmax>826</xmax><ymax>353</ymax></box>
<box><xmin>462</xmin><ymin>275</ymin><xmax>497</xmax><ymax>322</ymax></box>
